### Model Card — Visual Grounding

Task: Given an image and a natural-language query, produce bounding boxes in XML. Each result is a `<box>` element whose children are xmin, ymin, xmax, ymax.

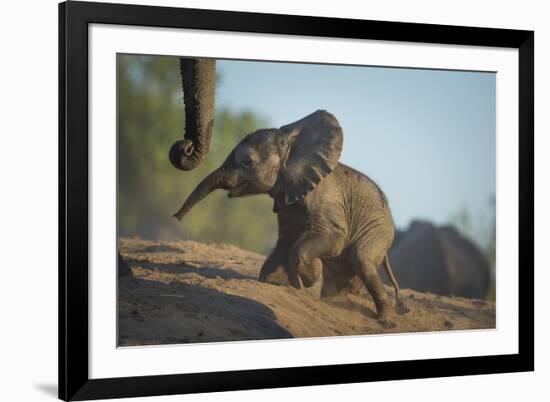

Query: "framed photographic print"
<box><xmin>59</xmin><ymin>1</ymin><xmax>534</xmax><ymax>400</ymax></box>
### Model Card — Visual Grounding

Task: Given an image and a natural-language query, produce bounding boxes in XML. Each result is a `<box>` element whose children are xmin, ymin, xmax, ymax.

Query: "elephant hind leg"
<box><xmin>349</xmin><ymin>240</ymin><xmax>393</xmax><ymax>320</ymax></box>
<box><xmin>352</xmin><ymin>258</ymin><xmax>392</xmax><ymax>319</ymax></box>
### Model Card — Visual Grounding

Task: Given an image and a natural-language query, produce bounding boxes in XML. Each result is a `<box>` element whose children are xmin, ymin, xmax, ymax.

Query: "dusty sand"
<box><xmin>118</xmin><ymin>238</ymin><xmax>495</xmax><ymax>346</ymax></box>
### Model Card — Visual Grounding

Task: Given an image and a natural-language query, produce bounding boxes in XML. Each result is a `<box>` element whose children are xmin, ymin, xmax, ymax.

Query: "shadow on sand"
<box><xmin>125</xmin><ymin>258</ymin><xmax>255</xmax><ymax>281</ymax></box>
<box><xmin>118</xmin><ymin>272</ymin><xmax>293</xmax><ymax>346</ymax></box>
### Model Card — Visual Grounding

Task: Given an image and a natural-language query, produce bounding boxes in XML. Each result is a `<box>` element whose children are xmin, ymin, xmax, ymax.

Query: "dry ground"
<box><xmin>118</xmin><ymin>238</ymin><xmax>495</xmax><ymax>346</ymax></box>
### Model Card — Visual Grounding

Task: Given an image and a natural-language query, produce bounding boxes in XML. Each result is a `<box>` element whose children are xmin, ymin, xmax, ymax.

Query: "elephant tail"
<box><xmin>383</xmin><ymin>255</ymin><xmax>407</xmax><ymax>312</ymax></box>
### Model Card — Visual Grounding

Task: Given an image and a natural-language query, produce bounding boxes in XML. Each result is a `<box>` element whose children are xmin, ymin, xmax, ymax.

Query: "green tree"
<box><xmin>117</xmin><ymin>55</ymin><xmax>277</xmax><ymax>254</ymax></box>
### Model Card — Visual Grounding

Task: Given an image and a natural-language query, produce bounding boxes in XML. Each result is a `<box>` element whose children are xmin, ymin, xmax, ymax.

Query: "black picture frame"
<box><xmin>59</xmin><ymin>1</ymin><xmax>534</xmax><ymax>400</ymax></box>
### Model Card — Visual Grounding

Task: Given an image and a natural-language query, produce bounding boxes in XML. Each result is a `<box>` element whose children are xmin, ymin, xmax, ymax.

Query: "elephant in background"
<box><xmin>173</xmin><ymin>110</ymin><xmax>404</xmax><ymax>319</ymax></box>
<box><xmin>388</xmin><ymin>220</ymin><xmax>491</xmax><ymax>299</ymax></box>
<box><xmin>118</xmin><ymin>58</ymin><xmax>217</xmax><ymax>277</ymax></box>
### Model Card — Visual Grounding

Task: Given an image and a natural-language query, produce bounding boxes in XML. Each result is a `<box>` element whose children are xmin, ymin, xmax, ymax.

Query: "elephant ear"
<box><xmin>278</xmin><ymin>110</ymin><xmax>343</xmax><ymax>204</ymax></box>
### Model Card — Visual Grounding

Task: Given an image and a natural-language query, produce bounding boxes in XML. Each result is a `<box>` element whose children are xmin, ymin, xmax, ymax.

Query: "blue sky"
<box><xmin>215</xmin><ymin>59</ymin><xmax>496</xmax><ymax>233</ymax></box>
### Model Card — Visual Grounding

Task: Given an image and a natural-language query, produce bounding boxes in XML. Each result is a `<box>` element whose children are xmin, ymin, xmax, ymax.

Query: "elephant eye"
<box><xmin>241</xmin><ymin>156</ymin><xmax>253</xmax><ymax>168</ymax></box>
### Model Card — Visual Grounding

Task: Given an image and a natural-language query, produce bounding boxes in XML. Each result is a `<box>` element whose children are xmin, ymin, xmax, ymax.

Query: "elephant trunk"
<box><xmin>173</xmin><ymin>168</ymin><xmax>227</xmax><ymax>221</ymax></box>
<box><xmin>169</xmin><ymin>58</ymin><xmax>216</xmax><ymax>171</ymax></box>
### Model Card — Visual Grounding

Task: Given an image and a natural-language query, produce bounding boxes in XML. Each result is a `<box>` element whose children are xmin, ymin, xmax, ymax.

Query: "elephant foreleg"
<box><xmin>259</xmin><ymin>240</ymin><xmax>299</xmax><ymax>288</ymax></box>
<box><xmin>352</xmin><ymin>258</ymin><xmax>392</xmax><ymax>319</ymax></box>
<box><xmin>349</xmin><ymin>237</ymin><xmax>394</xmax><ymax>320</ymax></box>
<box><xmin>289</xmin><ymin>232</ymin><xmax>346</xmax><ymax>288</ymax></box>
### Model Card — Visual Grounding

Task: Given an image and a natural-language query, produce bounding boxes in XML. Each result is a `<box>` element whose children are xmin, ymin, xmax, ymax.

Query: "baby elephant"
<box><xmin>174</xmin><ymin>110</ymin><xmax>403</xmax><ymax>319</ymax></box>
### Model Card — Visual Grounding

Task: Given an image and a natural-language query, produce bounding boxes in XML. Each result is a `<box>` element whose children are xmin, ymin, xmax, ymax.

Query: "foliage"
<box><xmin>117</xmin><ymin>55</ymin><xmax>277</xmax><ymax>254</ymax></box>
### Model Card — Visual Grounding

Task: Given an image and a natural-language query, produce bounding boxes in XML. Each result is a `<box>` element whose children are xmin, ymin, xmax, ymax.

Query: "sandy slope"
<box><xmin>118</xmin><ymin>238</ymin><xmax>495</xmax><ymax>346</ymax></box>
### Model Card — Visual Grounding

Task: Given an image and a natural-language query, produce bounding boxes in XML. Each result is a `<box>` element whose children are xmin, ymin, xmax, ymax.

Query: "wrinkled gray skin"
<box><xmin>119</xmin><ymin>58</ymin><xmax>217</xmax><ymax>277</ymax></box>
<box><xmin>174</xmin><ymin>110</ymin><xmax>404</xmax><ymax>319</ymax></box>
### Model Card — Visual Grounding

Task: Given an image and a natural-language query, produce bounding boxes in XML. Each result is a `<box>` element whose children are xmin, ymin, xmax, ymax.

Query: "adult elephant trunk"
<box><xmin>173</xmin><ymin>168</ymin><xmax>228</xmax><ymax>221</ymax></box>
<box><xmin>169</xmin><ymin>58</ymin><xmax>216</xmax><ymax>171</ymax></box>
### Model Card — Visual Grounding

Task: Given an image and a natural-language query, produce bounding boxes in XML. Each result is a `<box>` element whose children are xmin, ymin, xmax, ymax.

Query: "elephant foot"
<box><xmin>373</xmin><ymin>296</ymin><xmax>394</xmax><ymax>321</ymax></box>
<box><xmin>259</xmin><ymin>265</ymin><xmax>301</xmax><ymax>289</ymax></box>
<box><xmin>260</xmin><ymin>269</ymin><xmax>288</xmax><ymax>285</ymax></box>
<box><xmin>377</xmin><ymin>317</ymin><xmax>396</xmax><ymax>329</ymax></box>
<box><xmin>375</xmin><ymin>303</ymin><xmax>397</xmax><ymax>328</ymax></box>
<box><xmin>375</xmin><ymin>298</ymin><xmax>406</xmax><ymax>328</ymax></box>
<box><xmin>297</xmin><ymin>258</ymin><xmax>322</xmax><ymax>288</ymax></box>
